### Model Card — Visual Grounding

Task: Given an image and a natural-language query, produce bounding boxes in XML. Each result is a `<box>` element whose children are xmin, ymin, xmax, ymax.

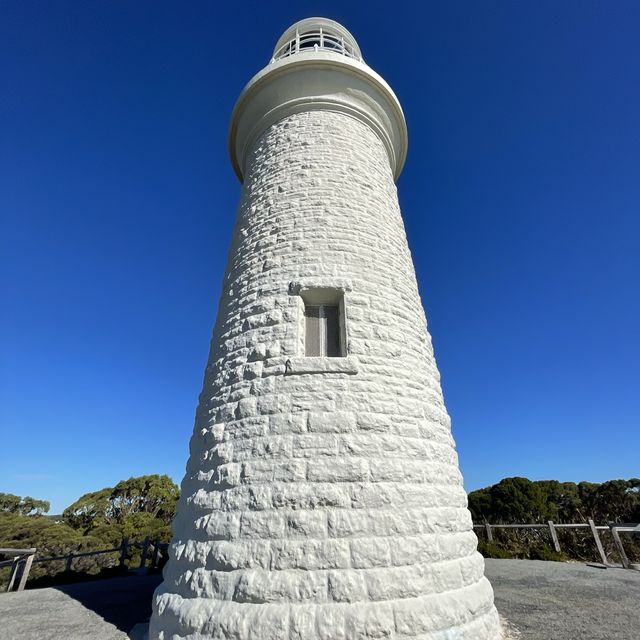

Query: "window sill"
<box><xmin>277</xmin><ymin>356</ymin><xmax>359</xmax><ymax>376</ymax></box>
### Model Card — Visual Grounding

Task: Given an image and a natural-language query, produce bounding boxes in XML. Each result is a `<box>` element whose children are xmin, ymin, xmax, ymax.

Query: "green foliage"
<box><xmin>530</xmin><ymin>545</ymin><xmax>566</xmax><ymax>562</ymax></box>
<box><xmin>488</xmin><ymin>477</ymin><xmax>551</xmax><ymax>523</ymax></box>
<box><xmin>578</xmin><ymin>478</ymin><xmax>640</xmax><ymax>523</ymax></box>
<box><xmin>468</xmin><ymin>476</ymin><xmax>562</xmax><ymax>524</ymax></box>
<box><xmin>62</xmin><ymin>474</ymin><xmax>179</xmax><ymax>533</ymax></box>
<box><xmin>110</xmin><ymin>475</ymin><xmax>180</xmax><ymax>522</ymax></box>
<box><xmin>469</xmin><ymin>476</ymin><xmax>640</xmax><ymax>563</ymax></box>
<box><xmin>62</xmin><ymin>488</ymin><xmax>113</xmax><ymax>530</ymax></box>
<box><xmin>7</xmin><ymin>473</ymin><xmax>634</xmax><ymax>587</ymax></box>
<box><xmin>477</xmin><ymin>541</ymin><xmax>512</xmax><ymax>559</ymax></box>
<box><xmin>536</xmin><ymin>481</ymin><xmax>582</xmax><ymax>521</ymax></box>
<box><xmin>0</xmin><ymin>512</ymin><xmax>84</xmax><ymax>549</ymax></box>
<box><xmin>0</xmin><ymin>511</ymin><xmax>106</xmax><ymax>585</ymax></box>
<box><xmin>0</xmin><ymin>475</ymin><xmax>179</xmax><ymax>588</ymax></box>
<box><xmin>0</xmin><ymin>492</ymin><xmax>50</xmax><ymax>516</ymax></box>
<box><xmin>469</xmin><ymin>476</ymin><xmax>640</xmax><ymax>525</ymax></box>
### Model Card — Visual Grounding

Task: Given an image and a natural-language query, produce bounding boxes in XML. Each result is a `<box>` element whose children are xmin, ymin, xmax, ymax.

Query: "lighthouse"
<box><xmin>150</xmin><ymin>17</ymin><xmax>502</xmax><ymax>639</ymax></box>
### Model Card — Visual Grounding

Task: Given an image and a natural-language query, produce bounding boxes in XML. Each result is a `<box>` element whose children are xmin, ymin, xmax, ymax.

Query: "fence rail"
<box><xmin>0</xmin><ymin>548</ymin><xmax>36</xmax><ymax>592</ymax></box>
<box><xmin>3</xmin><ymin>522</ymin><xmax>639</xmax><ymax>592</ymax></box>
<box><xmin>473</xmin><ymin>521</ymin><xmax>639</xmax><ymax>568</ymax></box>
<box><xmin>1</xmin><ymin>537</ymin><xmax>168</xmax><ymax>592</ymax></box>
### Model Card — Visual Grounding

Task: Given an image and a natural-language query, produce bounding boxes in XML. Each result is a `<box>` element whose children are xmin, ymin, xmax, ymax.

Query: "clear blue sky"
<box><xmin>1</xmin><ymin>1</ymin><xmax>638</xmax><ymax>514</ymax></box>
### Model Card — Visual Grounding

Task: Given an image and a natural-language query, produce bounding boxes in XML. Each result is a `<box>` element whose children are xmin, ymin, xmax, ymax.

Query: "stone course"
<box><xmin>149</xmin><ymin>107</ymin><xmax>501</xmax><ymax>638</ymax></box>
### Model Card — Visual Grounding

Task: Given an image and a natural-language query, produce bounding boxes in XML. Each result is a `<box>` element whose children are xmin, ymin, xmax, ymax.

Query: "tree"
<box><xmin>467</xmin><ymin>487</ymin><xmax>492</xmax><ymax>522</ymax></box>
<box><xmin>110</xmin><ymin>475</ymin><xmax>179</xmax><ymax>523</ymax></box>
<box><xmin>535</xmin><ymin>481</ymin><xmax>582</xmax><ymax>522</ymax></box>
<box><xmin>63</xmin><ymin>475</ymin><xmax>179</xmax><ymax>533</ymax></box>
<box><xmin>469</xmin><ymin>477</ymin><xmax>640</xmax><ymax>563</ymax></box>
<box><xmin>579</xmin><ymin>478</ymin><xmax>640</xmax><ymax>523</ymax></box>
<box><xmin>0</xmin><ymin>493</ymin><xmax>21</xmax><ymax>514</ymax></box>
<box><xmin>0</xmin><ymin>510</ymin><xmax>107</xmax><ymax>585</ymax></box>
<box><xmin>487</xmin><ymin>477</ymin><xmax>551</xmax><ymax>523</ymax></box>
<box><xmin>0</xmin><ymin>492</ymin><xmax>49</xmax><ymax>516</ymax></box>
<box><xmin>63</xmin><ymin>488</ymin><xmax>113</xmax><ymax>530</ymax></box>
<box><xmin>1</xmin><ymin>476</ymin><xmax>180</xmax><ymax>588</ymax></box>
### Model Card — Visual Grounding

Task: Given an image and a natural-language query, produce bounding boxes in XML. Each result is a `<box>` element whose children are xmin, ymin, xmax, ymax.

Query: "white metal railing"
<box><xmin>271</xmin><ymin>28</ymin><xmax>361</xmax><ymax>63</ymax></box>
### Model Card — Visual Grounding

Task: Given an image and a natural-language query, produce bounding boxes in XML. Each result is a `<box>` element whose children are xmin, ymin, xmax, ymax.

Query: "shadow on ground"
<box><xmin>1</xmin><ymin>560</ymin><xmax>639</xmax><ymax>639</ymax></box>
<box><xmin>0</xmin><ymin>574</ymin><xmax>162</xmax><ymax>640</ymax></box>
<box><xmin>52</xmin><ymin>574</ymin><xmax>162</xmax><ymax>635</ymax></box>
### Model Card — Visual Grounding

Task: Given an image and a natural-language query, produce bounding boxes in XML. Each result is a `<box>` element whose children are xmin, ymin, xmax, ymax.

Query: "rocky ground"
<box><xmin>0</xmin><ymin>559</ymin><xmax>638</xmax><ymax>640</ymax></box>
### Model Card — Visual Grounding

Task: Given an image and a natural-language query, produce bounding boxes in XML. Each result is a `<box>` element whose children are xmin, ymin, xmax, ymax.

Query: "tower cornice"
<box><xmin>228</xmin><ymin>50</ymin><xmax>408</xmax><ymax>183</ymax></box>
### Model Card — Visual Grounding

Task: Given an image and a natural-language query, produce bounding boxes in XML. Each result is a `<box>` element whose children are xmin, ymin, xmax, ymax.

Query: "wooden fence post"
<box><xmin>610</xmin><ymin>525</ymin><xmax>630</xmax><ymax>569</ymax></box>
<box><xmin>16</xmin><ymin>553</ymin><xmax>35</xmax><ymax>592</ymax></box>
<box><xmin>484</xmin><ymin>523</ymin><xmax>493</xmax><ymax>542</ymax></box>
<box><xmin>3</xmin><ymin>549</ymin><xmax>36</xmax><ymax>592</ymax></box>
<box><xmin>65</xmin><ymin>554</ymin><xmax>73</xmax><ymax>572</ymax></box>
<box><xmin>6</xmin><ymin>558</ymin><xmax>19</xmax><ymax>592</ymax></box>
<box><xmin>150</xmin><ymin>539</ymin><xmax>160</xmax><ymax>570</ymax></box>
<box><xmin>588</xmin><ymin>519</ymin><xmax>608</xmax><ymax>564</ymax></box>
<box><xmin>119</xmin><ymin>538</ymin><xmax>129</xmax><ymax>569</ymax></box>
<box><xmin>139</xmin><ymin>537</ymin><xmax>150</xmax><ymax>569</ymax></box>
<box><xmin>547</xmin><ymin>521</ymin><xmax>561</xmax><ymax>553</ymax></box>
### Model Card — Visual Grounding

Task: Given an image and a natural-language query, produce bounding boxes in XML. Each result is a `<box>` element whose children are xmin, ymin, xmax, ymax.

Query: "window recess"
<box><xmin>299</xmin><ymin>287</ymin><xmax>347</xmax><ymax>358</ymax></box>
<box><xmin>305</xmin><ymin>304</ymin><xmax>341</xmax><ymax>357</ymax></box>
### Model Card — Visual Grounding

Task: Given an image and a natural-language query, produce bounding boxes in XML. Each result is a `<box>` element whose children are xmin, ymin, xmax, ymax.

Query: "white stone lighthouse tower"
<box><xmin>150</xmin><ymin>17</ymin><xmax>502</xmax><ymax>640</ymax></box>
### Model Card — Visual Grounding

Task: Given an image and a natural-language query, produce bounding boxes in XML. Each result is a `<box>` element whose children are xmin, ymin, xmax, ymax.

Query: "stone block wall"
<box><xmin>149</xmin><ymin>110</ymin><xmax>501</xmax><ymax>639</ymax></box>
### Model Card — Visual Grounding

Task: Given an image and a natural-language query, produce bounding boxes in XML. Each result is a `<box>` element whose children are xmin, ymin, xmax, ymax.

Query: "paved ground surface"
<box><xmin>0</xmin><ymin>574</ymin><xmax>160</xmax><ymax>640</ymax></box>
<box><xmin>0</xmin><ymin>560</ymin><xmax>638</xmax><ymax>639</ymax></box>
<box><xmin>485</xmin><ymin>559</ymin><xmax>640</xmax><ymax>640</ymax></box>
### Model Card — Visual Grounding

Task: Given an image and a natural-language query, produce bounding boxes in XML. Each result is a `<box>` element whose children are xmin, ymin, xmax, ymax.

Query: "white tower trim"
<box><xmin>229</xmin><ymin>18</ymin><xmax>407</xmax><ymax>182</ymax></box>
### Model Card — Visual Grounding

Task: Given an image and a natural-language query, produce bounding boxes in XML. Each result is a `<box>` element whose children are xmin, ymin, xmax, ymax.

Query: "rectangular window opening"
<box><xmin>304</xmin><ymin>303</ymin><xmax>343</xmax><ymax>357</ymax></box>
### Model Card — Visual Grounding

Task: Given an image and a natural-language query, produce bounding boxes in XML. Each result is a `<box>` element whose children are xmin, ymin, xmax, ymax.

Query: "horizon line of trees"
<box><xmin>1</xmin><ymin>474</ymin><xmax>638</xmax><ymax>586</ymax></box>
<box><xmin>468</xmin><ymin>476</ymin><xmax>639</xmax><ymax>562</ymax></box>
<box><xmin>468</xmin><ymin>476</ymin><xmax>640</xmax><ymax>525</ymax></box>
<box><xmin>0</xmin><ymin>475</ymin><xmax>179</xmax><ymax>587</ymax></box>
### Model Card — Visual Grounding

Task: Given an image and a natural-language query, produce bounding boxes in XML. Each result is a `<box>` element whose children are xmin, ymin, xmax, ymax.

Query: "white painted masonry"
<box><xmin>149</xmin><ymin>17</ymin><xmax>502</xmax><ymax>640</ymax></box>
